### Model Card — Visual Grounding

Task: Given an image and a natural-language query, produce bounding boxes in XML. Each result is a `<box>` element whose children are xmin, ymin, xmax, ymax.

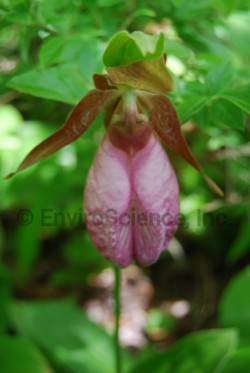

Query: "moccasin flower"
<box><xmin>6</xmin><ymin>31</ymin><xmax>222</xmax><ymax>267</ymax></box>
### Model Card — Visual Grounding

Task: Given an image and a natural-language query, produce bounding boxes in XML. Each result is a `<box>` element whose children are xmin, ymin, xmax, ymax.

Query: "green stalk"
<box><xmin>113</xmin><ymin>265</ymin><xmax>122</xmax><ymax>373</ymax></box>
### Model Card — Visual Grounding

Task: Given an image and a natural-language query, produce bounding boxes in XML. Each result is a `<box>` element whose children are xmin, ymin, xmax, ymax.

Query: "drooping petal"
<box><xmin>84</xmin><ymin>135</ymin><xmax>133</xmax><ymax>268</ymax></box>
<box><xmin>93</xmin><ymin>74</ymin><xmax>116</xmax><ymax>90</ymax></box>
<box><xmin>131</xmin><ymin>134</ymin><xmax>179</xmax><ymax>266</ymax></box>
<box><xmin>140</xmin><ymin>93</ymin><xmax>223</xmax><ymax>196</ymax></box>
<box><xmin>5</xmin><ymin>89</ymin><xmax>119</xmax><ymax>179</ymax></box>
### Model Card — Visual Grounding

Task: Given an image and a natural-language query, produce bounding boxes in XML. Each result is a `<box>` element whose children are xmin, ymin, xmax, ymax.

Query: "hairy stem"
<box><xmin>113</xmin><ymin>265</ymin><xmax>122</xmax><ymax>373</ymax></box>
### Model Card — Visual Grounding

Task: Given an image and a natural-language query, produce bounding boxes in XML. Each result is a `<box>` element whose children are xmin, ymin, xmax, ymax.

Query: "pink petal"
<box><xmin>85</xmin><ymin>129</ymin><xmax>179</xmax><ymax>268</ymax></box>
<box><xmin>84</xmin><ymin>135</ymin><xmax>133</xmax><ymax>268</ymax></box>
<box><xmin>131</xmin><ymin>135</ymin><xmax>179</xmax><ymax>266</ymax></box>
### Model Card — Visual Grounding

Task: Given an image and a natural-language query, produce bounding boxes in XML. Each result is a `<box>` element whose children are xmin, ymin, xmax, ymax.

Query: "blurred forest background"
<box><xmin>0</xmin><ymin>0</ymin><xmax>250</xmax><ymax>372</ymax></box>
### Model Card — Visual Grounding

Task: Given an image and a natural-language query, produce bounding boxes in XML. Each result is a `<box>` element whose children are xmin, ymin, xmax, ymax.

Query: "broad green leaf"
<box><xmin>220</xmin><ymin>348</ymin><xmax>250</xmax><ymax>373</ymax></box>
<box><xmin>221</xmin><ymin>85</ymin><xmax>250</xmax><ymax>114</ymax></box>
<box><xmin>205</xmin><ymin>63</ymin><xmax>234</xmax><ymax>96</ymax></box>
<box><xmin>0</xmin><ymin>336</ymin><xmax>49</xmax><ymax>373</ymax></box>
<box><xmin>119</xmin><ymin>8</ymin><xmax>156</xmax><ymax>30</ymax></box>
<box><xmin>145</xmin><ymin>308</ymin><xmax>176</xmax><ymax>334</ymax></box>
<box><xmin>8</xmin><ymin>65</ymin><xmax>89</xmax><ymax>104</ymax></box>
<box><xmin>0</xmin><ymin>265</ymin><xmax>11</xmax><ymax>333</ymax></box>
<box><xmin>14</xmin><ymin>205</ymin><xmax>41</xmax><ymax>281</ymax></box>
<box><xmin>39</xmin><ymin>37</ymin><xmax>72</xmax><ymax>66</ymax></box>
<box><xmin>164</xmin><ymin>39</ymin><xmax>190</xmax><ymax>60</ymax></box>
<box><xmin>11</xmin><ymin>299</ymin><xmax>115</xmax><ymax>373</ymax></box>
<box><xmin>103</xmin><ymin>30</ymin><xmax>164</xmax><ymax>67</ymax></box>
<box><xmin>129</xmin><ymin>329</ymin><xmax>238</xmax><ymax>373</ymax></box>
<box><xmin>0</xmin><ymin>105</ymin><xmax>23</xmax><ymax>137</ymax></box>
<box><xmin>226</xmin><ymin>12</ymin><xmax>250</xmax><ymax>58</ymax></box>
<box><xmin>211</xmin><ymin>99</ymin><xmax>244</xmax><ymax>130</ymax></box>
<box><xmin>50</xmin><ymin>232</ymin><xmax>108</xmax><ymax>287</ymax></box>
<box><xmin>171</xmin><ymin>0</ymin><xmax>212</xmax><ymax>19</ymax></box>
<box><xmin>97</xmin><ymin>0</ymin><xmax>124</xmax><ymax>6</ymax></box>
<box><xmin>227</xmin><ymin>221</ymin><xmax>250</xmax><ymax>263</ymax></box>
<box><xmin>175</xmin><ymin>95</ymin><xmax>208</xmax><ymax>124</ymax></box>
<box><xmin>39</xmin><ymin>36</ymin><xmax>104</xmax><ymax>85</ymax></box>
<box><xmin>210</xmin><ymin>0</ymin><xmax>238</xmax><ymax>16</ymax></box>
<box><xmin>219</xmin><ymin>267</ymin><xmax>250</xmax><ymax>340</ymax></box>
<box><xmin>5</xmin><ymin>7</ymin><xmax>33</xmax><ymax>25</ymax></box>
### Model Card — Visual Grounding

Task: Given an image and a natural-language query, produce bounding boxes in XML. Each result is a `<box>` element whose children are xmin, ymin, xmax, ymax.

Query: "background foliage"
<box><xmin>0</xmin><ymin>0</ymin><xmax>250</xmax><ymax>372</ymax></box>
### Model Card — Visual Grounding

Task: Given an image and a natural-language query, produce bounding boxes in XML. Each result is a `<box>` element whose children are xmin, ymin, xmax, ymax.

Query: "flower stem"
<box><xmin>113</xmin><ymin>265</ymin><xmax>122</xmax><ymax>373</ymax></box>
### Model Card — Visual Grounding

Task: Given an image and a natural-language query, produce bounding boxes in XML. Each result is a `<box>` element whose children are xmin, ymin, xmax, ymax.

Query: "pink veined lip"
<box><xmin>84</xmin><ymin>126</ymin><xmax>179</xmax><ymax>268</ymax></box>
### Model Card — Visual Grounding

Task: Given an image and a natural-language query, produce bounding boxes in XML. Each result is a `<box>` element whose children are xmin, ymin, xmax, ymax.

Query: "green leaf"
<box><xmin>129</xmin><ymin>329</ymin><xmax>238</xmax><ymax>373</ymax></box>
<box><xmin>205</xmin><ymin>63</ymin><xmax>234</xmax><ymax>96</ymax></box>
<box><xmin>227</xmin><ymin>221</ymin><xmax>250</xmax><ymax>263</ymax></box>
<box><xmin>211</xmin><ymin>99</ymin><xmax>244</xmax><ymax>130</ymax></box>
<box><xmin>39</xmin><ymin>37</ymin><xmax>72</xmax><ymax>66</ymax></box>
<box><xmin>220</xmin><ymin>348</ymin><xmax>250</xmax><ymax>373</ymax></box>
<box><xmin>39</xmin><ymin>36</ymin><xmax>104</xmax><ymax>84</ymax></box>
<box><xmin>221</xmin><ymin>85</ymin><xmax>250</xmax><ymax>114</ymax></box>
<box><xmin>5</xmin><ymin>7</ymin><xmax>33</xmax><ymax>25</ymax></box>
<box><xmin>14</xmin><ymin>205</ymin><xmax>41</xmax><ymax>281</ymax></box>
<box><xmin>8</xmin><ymin>65</ymin><xmax>88</xmax><ymax>104</ymax></box>
<box><xmin>0</xmin><ymin>265</ymin><xmax>11</xmax><ymax>333</ymax></box>
<box><xmin>226</xmin><ymin>12</ymin><xmax>250</xmax><ymax>58</ymax></box>
<box><xmin>210</xmin><ymin>0</ymin><xmax>238</xmax><ymax>16</ymax></box>
<box><xmin>97</xmin><ymin>0</ymin><xmax>124</xmax><ymax>6</ymax></box>
<box><xmin>11</xmin><ymin>299</ymin><xmax>115</xmax><ymax>373</ymax></box>
<box><xmin>0</xmin><ymin>336</ymin><xmax>49</xmax><ymax>373</ymax></box>
<box><xmin>219</xmin><ymin>267</ymin><xmax>250</xmax><ymax>340</ymax></box>
<box><xmin>164</xmin><ymin>39</ymin><xmax>190</xmax><ymax>60</ymax></box>
<box><xmin>103</xmin><ymin>30</ymin><xmax>165</xmax><ymax>67</ymax></box>
<box><xmin>175</xmin><ymin>95</ymin><xmax>208</xmax><ymax>124</ymax></box>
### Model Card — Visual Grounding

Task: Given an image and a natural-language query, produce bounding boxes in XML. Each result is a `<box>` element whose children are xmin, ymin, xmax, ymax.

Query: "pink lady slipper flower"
<box><xmin>6</xmin><ymin>31</ymin><xmax>222</xmax><ymax>268</ymax></box>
